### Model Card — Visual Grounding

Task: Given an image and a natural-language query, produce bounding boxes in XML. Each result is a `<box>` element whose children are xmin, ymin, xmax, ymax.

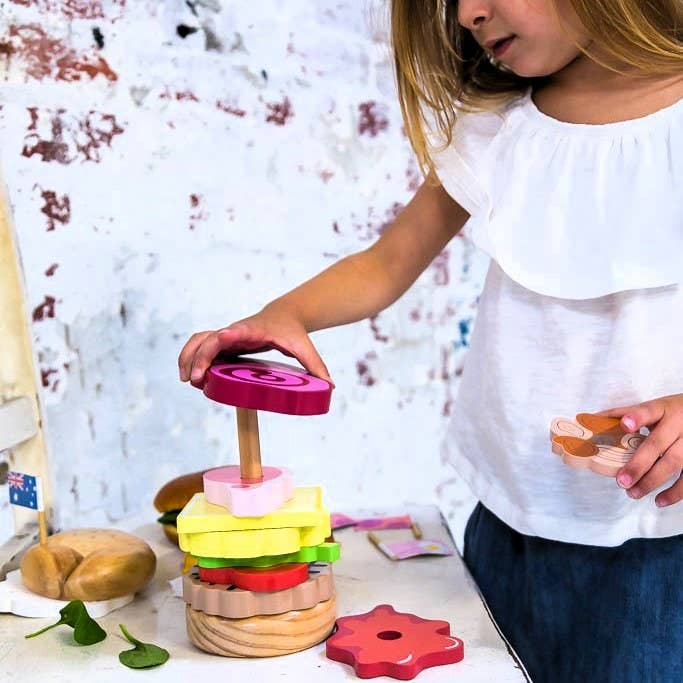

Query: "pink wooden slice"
<box><xmin>195</xmin><ymin>356</ymin><xmax>332</xmax><ymax>415</ymax></box>
<box><xmin>550</xmin><ymin>413</ymin><xmax>645</xmax><ymax>477</ymax></box>
<box><xmin>203</xmin><ymin>466</ymin><xmax>294</xmax><ymax>517</ymax></box>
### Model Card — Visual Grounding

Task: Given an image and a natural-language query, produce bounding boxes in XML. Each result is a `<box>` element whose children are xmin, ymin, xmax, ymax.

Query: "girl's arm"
<box><xmin>178</xmin><ymin>178</ymin><xmax>468</xmax><ymax>383</ymax></box>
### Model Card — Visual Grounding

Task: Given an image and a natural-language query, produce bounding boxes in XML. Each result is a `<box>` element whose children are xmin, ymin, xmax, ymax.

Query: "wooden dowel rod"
<box><xmin>236</xmin><ymin>407</ymin><xmax>263</xmax><ymax>481</ymax></box>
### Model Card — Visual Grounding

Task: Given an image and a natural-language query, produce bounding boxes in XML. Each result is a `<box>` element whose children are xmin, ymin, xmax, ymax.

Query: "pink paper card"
<box><xmin>382</xmin><ymin>539</ymin><xmax>453</xmax><ymax>560</ymax></box>
<box><xmin>330</xmin><ymin>513</ymin><xmax>413</xmax><ymax>531</ymax></box>
<box><xmin>330</xmin><ymin>513</ymin><xmax>358</xmax><ymax>530</ymax></box>
<box><xmin>354</xmin><ymin>515</ymin><xmax>413</xmax><ymax>531</ymax></box>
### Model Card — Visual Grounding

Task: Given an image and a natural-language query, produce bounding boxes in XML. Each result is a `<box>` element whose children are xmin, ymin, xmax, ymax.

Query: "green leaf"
<box><xmin>118</xmin><ymin>624</ymin><xmax>170</xmax><ymax>669</ymax></box>
<box><xmin>25</xmin><ymin>600</ymin><xmax>106</xmax><ymax>645</ymax></box>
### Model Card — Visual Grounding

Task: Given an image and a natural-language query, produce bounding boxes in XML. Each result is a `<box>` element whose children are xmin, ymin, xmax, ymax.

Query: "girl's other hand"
<box><xmin>600</xmin><ymin>394</ymin><xmax>683</xmax><ymax>507</ymax></box>
<box><xmin>177</xmin><ymin>307</ymin><xmax>334</xmax><ymax>387</ymax></box>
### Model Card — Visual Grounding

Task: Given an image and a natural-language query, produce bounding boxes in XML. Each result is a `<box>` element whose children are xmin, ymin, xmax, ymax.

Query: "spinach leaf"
<box><xmin>118</xmin><ymin>624</ymin><xmax>169</xmax><ymax>669</ymax></box>
<box><xmin>25</xmin><ymin>600</ymin><xmax>106</xmax><ymax>645</ymax></box>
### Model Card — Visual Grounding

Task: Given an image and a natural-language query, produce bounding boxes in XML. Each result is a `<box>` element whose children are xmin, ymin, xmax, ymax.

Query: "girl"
<box><xmin>179</xmin><ymin>2</ymin><xmax>683</xmax><ymax>680</ymax></box>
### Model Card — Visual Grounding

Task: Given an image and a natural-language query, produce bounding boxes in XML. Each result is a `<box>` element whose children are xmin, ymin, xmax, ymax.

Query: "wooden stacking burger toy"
<box><xmin>180</xmin><ymin>356</ymin><xmax>339</xmax><ymax>657</ymax></box>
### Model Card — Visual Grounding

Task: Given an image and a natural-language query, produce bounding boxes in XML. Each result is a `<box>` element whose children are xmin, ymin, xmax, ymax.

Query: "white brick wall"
<box><xmin>0</xmin><ymin>0</ymin><xmax>486</xmax><ymax>549</ymax></box>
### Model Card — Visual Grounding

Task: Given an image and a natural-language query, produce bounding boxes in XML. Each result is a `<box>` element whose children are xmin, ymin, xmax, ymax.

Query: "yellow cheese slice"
<box><xmin>178</xmin><ymin>520</ymin><xmax>330</xmax><ymax>559</ymax></box>
<box><xmin>177</xmin><ymin>487</ymin><xmax>328</xmax><ymax>534</ymax></box>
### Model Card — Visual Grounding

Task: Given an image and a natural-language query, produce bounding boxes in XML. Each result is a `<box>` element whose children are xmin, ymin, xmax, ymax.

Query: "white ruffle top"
<box><xmin>433</xmin><ymin>89</ymin><xmax>683</xmax><ymax>546</ymax></box>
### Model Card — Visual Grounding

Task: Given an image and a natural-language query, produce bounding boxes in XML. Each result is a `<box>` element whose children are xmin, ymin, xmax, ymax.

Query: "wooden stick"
<box><xmin>236</xmin><ymin>408</ymin><xmax>263</xmax><ymax>481</ymax></box>
<box><xmin>38</xmin><ymin>510</ymin><xmax>47</xmax><ymax>545</ymax></box>
<box><xmin>367</xmin><ymin>532</ymin><xmax>397</xmax><ymax>561</ymax></box>
<box><xmin>411</xmin><ymin>522</ymin><xmax>423</xmax><ymax>539</ymax></box>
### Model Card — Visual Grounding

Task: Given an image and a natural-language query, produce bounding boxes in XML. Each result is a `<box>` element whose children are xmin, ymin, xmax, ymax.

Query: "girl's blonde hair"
<box><xmin>392</xmin><ymin>0</ymin><xmax>683</xmax><ymax>176</ymax></box>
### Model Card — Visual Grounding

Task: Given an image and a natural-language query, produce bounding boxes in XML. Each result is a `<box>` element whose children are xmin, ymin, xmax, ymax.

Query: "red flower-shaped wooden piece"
<box><xmin>326</xmin><ymin>604</ymin><xmax>464</xmax><ymax>680</ymax></box>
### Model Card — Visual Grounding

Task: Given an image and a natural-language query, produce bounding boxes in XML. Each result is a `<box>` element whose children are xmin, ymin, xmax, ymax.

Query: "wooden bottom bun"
<box><xmin>186</xmin><ymin>596</ymin><xmax>337</xmax><ymax>657</ymax></box>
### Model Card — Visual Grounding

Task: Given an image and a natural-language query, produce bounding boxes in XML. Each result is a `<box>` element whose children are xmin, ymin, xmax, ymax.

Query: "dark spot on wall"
<box><xmin>189</xmin><ymin>193</ymin><xmax>207</xmax><ymax>230</ymax></box>
<box><xmin>32</xmin><ymin>295</ymin><xmax>56</xmax><ymax>321</ymax></box>
<box><xmin>176</xmin><ymin>90</ymin><xmax>199</xmax><ymax>102</ymax></box>
<box><xmin>45</xmin><ymin>263</ymin><xmax>58</xmax><ymax>276</ymax></box>
<box><xmin>261</xmin><ymin>69</ymin><xmax>268</xmax><ymax>81</ymax></box>
<box><xmin>406</xmin><ymin>160</ymin><xmax>421</xmax><ymax>192</ymax></box>
<box><xmin>176</xmin><ymin>24</ymin><xmax>198</xmax><ymax>39</ymax></box>
<box><xmin>36</xmin><ymin>187</ymin><xmax>70</xmax><ymax>230</ymax></box>
<box><xmin>456</xmin><ymin>318</ymin><xmax>472</xmax><ymax>349</ymax></box>
<box><xmin>216</xmin><ymin>100</ymin><xmax>246</xmax><ymax>117</ymax></box>
<box><xmin>22</xmin><ymin>108</ymin><xmax>125</xmax><ymax>164</ymax></box>
<box><xmin>203</xmin><ymin>26</ymin><xmax>223</xmax><ymax>53</ymax></box>
<box><xmin>40</xmin><ymin>367</ymin><xmax>57</xmax><ymax>388</ymax></box>
<box><xmin>356</xmin><ymin>351</ymin><xmax>378</xmax><ymax>386</ymax></box>
<box><xmin>332</xmin><ymin>221</ymin><xmax>341</xmax><ymax>234</ymax></box>
<box><xmin>266</xmin><ymin>96</ymin><xmax>293</xmax><ymax>126</ymax></box>
<box><xmin>358</xmin><ymin>101</ymin><xmax>389</xmax><ymax>137</ymax></box>
<box><xmin>119</xmin><ymin>302</ymin><xmax>127</xmax><ymax>326</ymax></box>
<box><xmin>92</xmin><ymin>27</ymin><xmax>104</xmax><ymax>49</ymax></box>
<box><xmin>431</xmin><ymin>250</ymin><xmax>450</xmax><ymax>286</ymax></box>
<box><xmin>369</xmin><ymin>315</ymin><xmax>389</xmax><ymax>343</ymax></box>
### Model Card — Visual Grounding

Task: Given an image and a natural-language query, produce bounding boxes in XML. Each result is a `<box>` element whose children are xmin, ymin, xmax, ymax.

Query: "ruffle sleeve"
<box><xmin>431</xmin><ymin>90</ymin><xmax>683</xmax><ymax>300</ymax></box>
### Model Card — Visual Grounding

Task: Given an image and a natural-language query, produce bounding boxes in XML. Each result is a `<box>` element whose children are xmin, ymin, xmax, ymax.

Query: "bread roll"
<box><xmin>20</xmin><ymin>528</ymin><xmax>156</xmax><ymax>601</ymax></box>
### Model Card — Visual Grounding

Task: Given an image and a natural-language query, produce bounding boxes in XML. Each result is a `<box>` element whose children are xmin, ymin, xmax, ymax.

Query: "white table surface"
<box><xmin>0</xmin><ymin>505</ymin><xmax>529</xmax><ymax>682</ymax></box>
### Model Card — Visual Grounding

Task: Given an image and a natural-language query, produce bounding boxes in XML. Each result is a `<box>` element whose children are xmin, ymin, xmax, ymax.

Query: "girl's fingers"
<box><xmin>616</xmin><ymin>421</ymin><xmax>680</xmax><ymax>489</ymax></box>
<box><xmin>595</xmin><ymin>405</ymin><xmax>635</xmax><ymax>418</ymax></box>
<box><xmin>625</xmin><ymin>438</ymin><xmax>683</xmax><ymax>499</ymax></box>
<box><xmin>599</xmin><ymin>401</ymin><xmax>665</xmax><ymax>433</ymax></box>
<box><xmin>189</xmin><ymin>325</ymin><xmax>262</xmax><ymax>383</ymax></box>
<box><xmin>286</xmin><ymin>337</ymin><xmax>335</xmax><ymax>387</ymax></box>
<box><xmin>178</xmin><ymin>331</ymin><xmax>212</xmax><ymax>381</ymax></box>
<box><xmin>655</xmin><ymin>442</ymin><xmax>683</xmax><ymax>507</ymax></box>
<box><xmin>180</xmin><ymin>322</ymin><xmax>334</xmax><ymax>389</ymax></box>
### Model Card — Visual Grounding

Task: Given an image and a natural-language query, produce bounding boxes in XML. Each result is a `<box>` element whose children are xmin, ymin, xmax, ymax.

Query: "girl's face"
<box><xmin>457</xmin><ymin>0</ymin><xmax>591</xmax><ymax>78</ymax></box>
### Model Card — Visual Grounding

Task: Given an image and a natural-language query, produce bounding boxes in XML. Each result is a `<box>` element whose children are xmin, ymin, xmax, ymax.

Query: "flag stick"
<box><xmin>38</xmin><ymin>510</ymin><xmax>47</xmax><ymax>545</ymax></box>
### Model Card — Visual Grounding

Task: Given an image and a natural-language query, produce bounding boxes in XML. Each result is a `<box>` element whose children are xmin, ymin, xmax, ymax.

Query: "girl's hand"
<box><xmin>177</xmin><ymin>307</ymin><xmax>333</xmax><ymax>386</ymax></box>
<box><xmin>601</xmin><ymin>394</ymin><xmax>683</xmax><ymax>507</ymax></box>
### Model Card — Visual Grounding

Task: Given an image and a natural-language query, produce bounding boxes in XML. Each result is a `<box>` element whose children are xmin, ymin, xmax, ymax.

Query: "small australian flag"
<box><xmin>7</xmin><ymin>471</ymin><xmax>44</xmax><ymax>511</ymax></box>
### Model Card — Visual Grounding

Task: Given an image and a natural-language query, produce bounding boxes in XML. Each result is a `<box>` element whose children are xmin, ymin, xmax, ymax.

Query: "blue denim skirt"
<box><xmin>463</xmin><ymin>502</ymin><xmax>683</xmax><ymax>683</ymax></box>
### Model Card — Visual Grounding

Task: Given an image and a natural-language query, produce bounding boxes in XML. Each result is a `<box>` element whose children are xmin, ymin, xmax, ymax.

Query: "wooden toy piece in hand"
<box><xmin>550</xmin><ymin>413</ymin><xmax>645</xmax><ymax>476</ymax></box>
<box><xmin>20</xmin><ymin>529</ymin><xmax>156</xmax><ymax>601</ymax></box>
<box><xmin>194</xmin><ymin>356</ymin><xmax>333</xmax><ymax>415</ymax></box>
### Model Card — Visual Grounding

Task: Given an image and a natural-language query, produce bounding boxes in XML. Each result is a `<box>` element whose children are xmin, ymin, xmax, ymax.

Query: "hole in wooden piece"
<box><xmin>377</xmin><ymin>630</ymin><xmax>402</xmax><ymax>640</ymax></box>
